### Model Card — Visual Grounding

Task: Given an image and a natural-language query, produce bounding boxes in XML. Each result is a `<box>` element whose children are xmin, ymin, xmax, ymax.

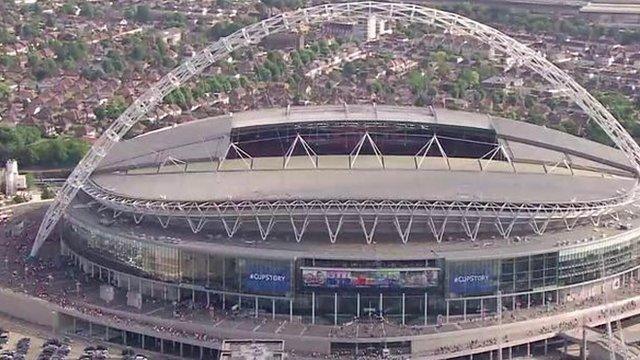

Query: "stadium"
<box><xmin>15</xmin><ymin>1</ymin><xmax>640</xmax><ymax>358</ymax></box>
<box><xmin>61</xmin><ymin>103</ymin><xmax>640</xmax><ymax>324</ymax></box>
<box><xmin>48</xmin><ymin>102</ymin><xmax>640</xmax><ymax>357</ymax></box>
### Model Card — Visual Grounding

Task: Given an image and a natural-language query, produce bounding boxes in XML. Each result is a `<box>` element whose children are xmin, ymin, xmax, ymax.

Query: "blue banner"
<box><xmin>243</xmin><ymin>261</ymin><xmax>291</xmax><ymax>295</ymax></box>
<box><xmin>448</xmin><ymin>261</ymin><xmax>496</xmax><ymax>295</ymax></box>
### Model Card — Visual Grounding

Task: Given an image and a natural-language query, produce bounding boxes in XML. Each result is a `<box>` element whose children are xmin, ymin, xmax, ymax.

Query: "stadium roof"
<box><xmin>97</xmin><ymin>105</ymin><xmax>633</xmax><ymax>172</ymax></box>
<box><xmin>90</xmin><ymin>169</ymin><xmax>635</xmax><ymax>203</ymax></box>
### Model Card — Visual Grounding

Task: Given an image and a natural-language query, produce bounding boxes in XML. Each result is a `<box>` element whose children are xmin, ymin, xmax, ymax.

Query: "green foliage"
<box><xmin>24</xmin><ymin>173</ymin><xmax>34</xmax><ymax>188</ymax></box>
<box><xmin>0</xmin><ymin>82</ymin><xmax>10</xmax><ymax>100</ymax></box>
<box><xmin>260</xmin><ymin>0</ymin><xmax>306</xmax><ymax>9</ymax></box>
<box><xmin>81</xmin><ymin>66</ymin><xmax>104</xmax><ymax>81</ymax></box>
<box><xmin>132</xmin><ymin>5</ymin><xmax>152</xmax><ymax>23</ymax></box>
<box><xmin>19</xmin><ymin>23</ymin><xmax>40</xmax><ymax>39</ymax></box>
<box><xmin>208</xmin><ymin>21</ymin><xmax>242</xmax><ymax>40</ymax></box>
<box><xmin>41</xmin><ymin>186</ymin><xmax>55</xmax><ymax>199</ymax></box>
<box><xmin>102</xmin><ymin>50</ymin><xmax>125</xmax><ymax>73</ymax></box>
<box><xmin>0</xmin><ymin>27</ymin><xmax>17</xmax><ymax>45</ymax></box>
<box><xmin>128</xmin><ymin>42</ymin><xmax>148</xmax><ymax>61</ymax></box>
<box><xmin>50</xmin><ymin>39</ymin><xmax>87</xmax><ymax>63</ymax></box>
<box><xmin>79</xmin><ymin>2</ymin><xmax>96</xmax><ymax>18</ymax></box>
<box><xmin>164</xmin><ymin>12</ymin><xmax>186</xmax><ymax>28</ymax></box>
<box><xmin>12</xmin><ymin>195</ymin><xmax>27</xmax><ymax>204</ymax></box>
<box><xmin>406</xmin><ymin>70</ymin><xmax>429</xmax><ymax>95</ymax></box>
<box><xmin>94</xmin><ymin>96</ymin><xmax>126</xmax><ymax>121</ymax></box>
<box><xmin>27</xmin><ymin>53</ymin><xmax>58</xmax><ymax>80</ymax></box>
<box><xmin>0</xmin><ymin>126</ymin><xmax>89</xmax><ymax>168</ymax></box>
<box><xmin>0</xmin><ymin>55</ymin><xmax>16</xmax><ymax>68</ymax></box>
<box><xmin>60</xmin><ymin>2</ymin><xmax>76</xmax><ymax>15</ymax></box>
<box><xmin>596</xmin><ymin>91</ymin><xmax>640</xmax><ymax>140</ymax></box>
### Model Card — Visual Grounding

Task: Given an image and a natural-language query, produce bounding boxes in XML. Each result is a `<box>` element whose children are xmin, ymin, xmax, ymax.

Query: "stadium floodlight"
<box><xmin>30</xmin><ymin>1</ymin><xmax>640</xmax><ymax>256</ymax></box>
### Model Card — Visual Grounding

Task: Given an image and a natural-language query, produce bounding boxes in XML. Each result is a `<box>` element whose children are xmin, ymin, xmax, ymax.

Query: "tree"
<box><xmin>0</xmin><ymin>82</ymin><xmax>10</xmax><ymax>100</ymax></box>
<box><xmin>41</xmin><ymin>186</ymin><xmax>55</xmax><ymax>199</ymax></box>
<box><xmin>128</xmin><ymin>43</ymin><xmax>147</xmax><ymax>61</ymax></box>
<box><xmin>208</xmin><ymin>21</ymin><xmax>242</xmax><ymax>40</ymax></box>
<box><xmin>407</xmin><ymin>70</ymin><xmax>428</xmax><ymax>95</ymax></box>
<box><xmin>94</xmin><ymin>96</ymin><xmax>126</xmax><ymax>121</ymax></box>
<box><xmin>20</xmin><ymin>23</ymin><xmax>40</xmax><ymax>39</ymax></box>
<box><xmin>61</xmin><ymin>2</ymin><xmax>76</xmax><ymax>15</ymax></box>
<box><xmin>12</xmin><ymin>195</ymin><xmax>27</xmax><ymax>204</ymax></box>
<box><xmin>0</xmin><ymin>27</ymin><xmax>16</xmax><ymax>45</ymax></box>
<box><xmin>79</xmin><ymin>2</ymin><xmax>96</xmax><ymax>18</ymax></box>
<box><xmin>165</xmin><ymin>12</ymin><xmax>186</xmax><ymax>27</ymax></box>
<box><xmin>133</xmin><ymin>5</ymin><xmax>152</xmax><ymax>23</ymax></box>
<box><xmin>342</xmin><ymin>62</ymin><xmax>357</xmax><ymax>78</ymax></box>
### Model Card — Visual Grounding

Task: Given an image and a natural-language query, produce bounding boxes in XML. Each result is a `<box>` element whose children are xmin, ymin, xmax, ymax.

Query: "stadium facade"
<box><xmin>61</xmin><ymin>104</ymin><xmax>640</xmax><ymax>325</ymax></box>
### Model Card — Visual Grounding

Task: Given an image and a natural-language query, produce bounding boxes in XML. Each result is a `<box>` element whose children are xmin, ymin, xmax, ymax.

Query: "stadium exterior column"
<box><xmin>105</xmin><ymin>326</ymin><xmax>109</xmax><ymax>341</ymax></box>
<box><xmin>446</xmin><ymin>300</ymin><xmax>450</xmax><ymax>323</ymax></box>
<box><xmin>509</xmin><ymin>346</ymin><xmax>512</xmax><ymax>359</ymax></box>
<box><xmin>222</xmin><ymin>294</ymin><xmax>225</xmax><ymax>309</ymax></box>
<box><xmin>334</xmin><ymin>292</ymin><xmax>338</xmax><ymax>325</ymax></box>
<box><xmin>272</xmin><ymin>299</ymin><xmax>275</xmax><ymax>320</ymax></box>
<box><xmin>581</xmin><ymin>327</ymin><xmax>587</xmax><ymax>360</ymax></box>
<box><xmin>527</xmin><ymin>342</ymin><xmax>530</xmax><ymax>357</ymax></box>
<box><xmin>180</xmin><ymin>342</ymin><xmax>184</xmax><ymax>357</ymax></box>
<box><xmin>489</xmin><ymin>350</ymin><xmax>493</xmax><ymax>360</ymax></box>
<box><xmin>128</xmin><ymin>276</ymin><xmax>131</xmax><ymax>292</ymax></box>
<box><xmin>424</xmin><ymin>293</ymin><xmax>428</xmax><ymax>326</ymax></box>
<box><xmin>527</xmin><ymin>293</ymin><xmax>530</xmax><ymax>309</ymax></box>
<box><xmin>480</xmin><ymin>298</ymin><xmax>483</xmax><ymax>320</ymax></box>
<box><xmin>312</xmin><ymin>292</ymin><xmax>316</xmax><ymax>324</ymax></box>
<box><xmin>512</xmin><ymin>295</ymin><xmax>516</xmax><ymax>311</ymax></box>
<box><xmin>73</xmin><ymin>317</ymin><xmax>76</xmax><ymax>333</ymax></box>
<box><xmin>289</xmin><ymin>299</ymin><xmax>293</xmax><ymax>322</ymax></box>
<box><xmin>544</xmin><ymin>339</ymin><xmax>548</xmax><ymax>355</ymax></box>
<box><xmin>379</xmin><ymin>293</ymin><xmax>383</xmax><ymax>315</ymax></box>
<box><xmin>357</xmin><ymin>293</ymin><xmax>360</xmax><ymax>318</ymax></box>
<box><xmin>402</xmin><ymin>293</ymin><xmax>405</xmax><ymax>325</ymax></box>
<box><xmin>89</xmin><ymin>322</ymin><xmax>92</xmax><ymax>337</ymax></box>
<box><xmin>206</xmin><ymin>291</ymin><xmax>210</xmax><ymax>308</ymax></box>
<box><xmin>141</xmin><ymin>334</ymin><xmax>145</xmax><ymax>349</ymax></box>
<box><xmin>463</xmin><ymin>299</ymin><xmax>466</xmax><ymax>321</ymax></box>
<box><xmin>255</xmin><ymin>297</ymin><xmax>258</xmax><ymax>317</ymax></box>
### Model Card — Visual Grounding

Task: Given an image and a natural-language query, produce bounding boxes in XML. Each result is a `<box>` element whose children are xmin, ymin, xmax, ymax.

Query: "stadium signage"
<box><xmin>243</xmin><ymin>261</ymin><xmax>291</xmax><ymax>295</ymax></box>
<box><xmin>301</xmin><ymin>267</ymin><xmax>439</xmax><ymax>290</ymax></box>
<box><xmin>453</xmin><ymin>274</ymin><xmax>489</xmax><ymax>284</ymax></box>
<box><xmin>448</xmin><ymin>261</ymin><xmax>496</xmax><ymax>295</ymax></box>
<box><xmin>248</xmin><ymin>273</ymin><xmax>287</xmax><ymax>282</ymax></box>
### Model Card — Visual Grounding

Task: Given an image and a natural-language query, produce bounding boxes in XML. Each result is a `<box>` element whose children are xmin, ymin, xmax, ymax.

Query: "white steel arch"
<box><xmin>30</xmin><ymin>1</ymin><xmax>640</xmax><ymax>256</ymax></box>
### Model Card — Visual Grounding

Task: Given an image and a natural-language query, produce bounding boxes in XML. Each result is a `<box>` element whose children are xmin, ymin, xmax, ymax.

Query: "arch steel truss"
<box><xmin>31</xmin><ymin>1</ymin><xmax>640</xmax><ymax>255</ymax></box>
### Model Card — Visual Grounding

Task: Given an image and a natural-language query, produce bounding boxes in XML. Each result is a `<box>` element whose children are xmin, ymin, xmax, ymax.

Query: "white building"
<box><xmin>4</xmin><ymin>160</ymin><xmax>27</xmax><ymax>196</ymax></box>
